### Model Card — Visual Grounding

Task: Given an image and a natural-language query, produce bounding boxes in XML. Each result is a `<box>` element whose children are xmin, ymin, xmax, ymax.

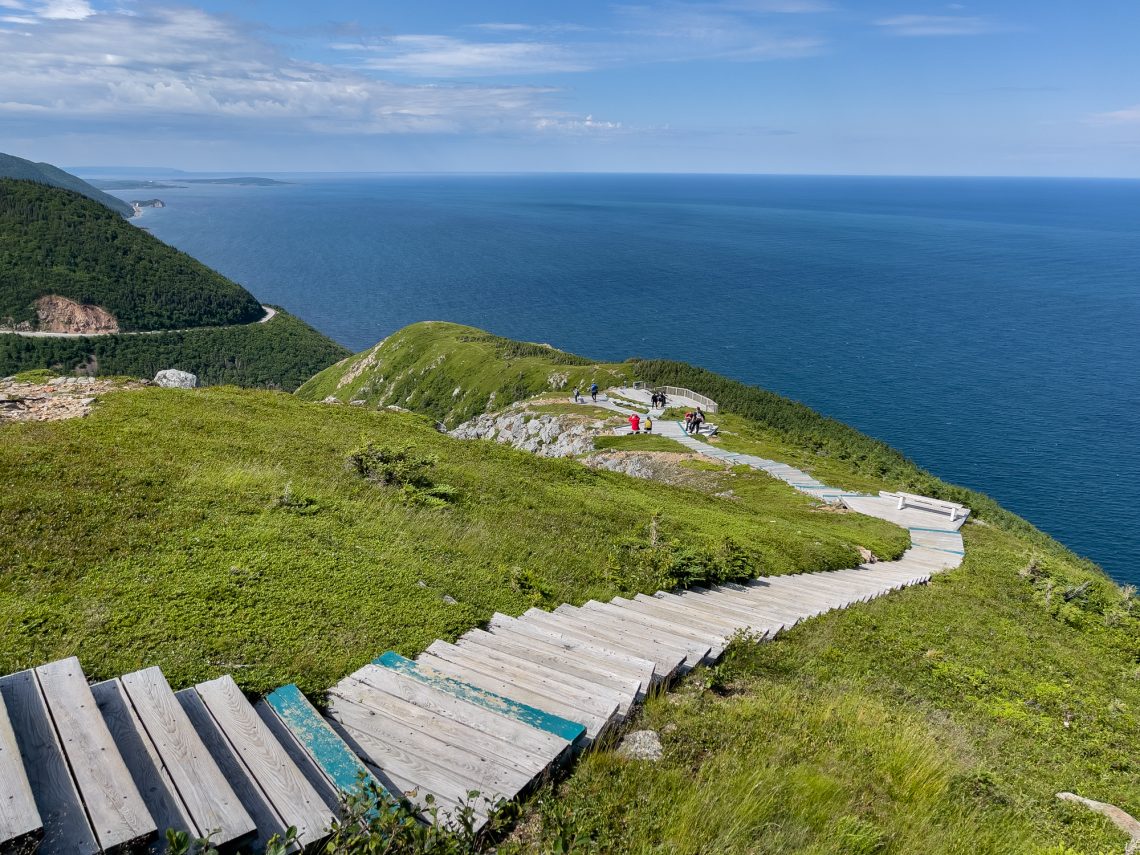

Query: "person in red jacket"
<box><xmin>628</xmin><ymin>413</ymin><xmax>641</xmax><ymax>433</ymax></box>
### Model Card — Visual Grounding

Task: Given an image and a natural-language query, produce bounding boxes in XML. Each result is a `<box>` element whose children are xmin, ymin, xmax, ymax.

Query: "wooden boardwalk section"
<box><xmin>0</xmin><ymin>389</ymin><xmax>968</xmax><ymax>852</ymax></box>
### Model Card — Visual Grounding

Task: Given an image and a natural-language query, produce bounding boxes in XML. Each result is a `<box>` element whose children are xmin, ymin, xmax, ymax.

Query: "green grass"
<box><xmin>593</xmin><ymin>434</ymin><xmax>692</xmax><ymax>454</ymax></box>
<box><xmin>0</xmin><ymin>386</ymin><xmax>905</xmax><ymax>696</ymax></box>
<box><xmin>297</xmin><ymin>321</ymin><xmax>635</xmax><ymax>427</ymax></box>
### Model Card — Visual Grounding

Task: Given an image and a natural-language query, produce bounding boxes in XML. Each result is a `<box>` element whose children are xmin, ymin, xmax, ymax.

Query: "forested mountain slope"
<box><xmin>0</xmin><ymin>179</ymin><xmax>263</xmax><ymax>331</ymax></box>
<box><xmin>0</xmin><ymin>152</ymin><xmax>134</xmax><ymax>217</ymax></box>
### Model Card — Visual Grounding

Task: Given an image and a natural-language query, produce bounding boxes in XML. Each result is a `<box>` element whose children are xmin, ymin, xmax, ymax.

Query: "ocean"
<box><xmin>113</xmin><ymin>174</ymin><xmax>1140</xmax><ymax>587</ymax></box>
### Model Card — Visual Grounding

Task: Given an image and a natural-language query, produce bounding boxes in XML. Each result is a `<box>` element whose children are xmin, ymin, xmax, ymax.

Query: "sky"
<box><xmin>1</xmin><ymin>0</ymin><xmax>1139</xmax><ymax>175</ymax></box>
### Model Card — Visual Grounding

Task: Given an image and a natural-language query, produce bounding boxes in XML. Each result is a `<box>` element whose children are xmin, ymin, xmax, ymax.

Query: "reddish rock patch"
<box><xmin>35</xmin><ymin>295</ymin><xmax>119</xmax><ymax>334</ymax></box>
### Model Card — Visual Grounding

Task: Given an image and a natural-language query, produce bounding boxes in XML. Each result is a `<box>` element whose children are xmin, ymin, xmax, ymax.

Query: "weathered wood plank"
<box><xmin>34</xmin><ymin>658</ymin><xmax>156</xmax><ymax>854</ymax></box>
<box><xmin>426</xmin><ymin>640</ymin><xmax>628</xmax><ymax>722</ymax></box>
<box><xmin>194</xmin><ymin>676</ymin><xmax>335</xmax><ymax>850</ymax></box>
<box><xmin>261</xmin><ymin>684</ymin><xmax>381</xmax><ymax>803</ymax></box>
<box><xmin>90</xmin><ymin>679</ymin><xmax>197</xmax><ymax>853</ymax></box>
<box><xmin>119</xmin><ymin>668</ymin><xmax>256</xmax><ymax>851</ymax></box>
<box><xmin>331</xmin><ymin>678</ymin><xmax>541</xmax><ymax>787</ymax></box>
<box><xmin>519</xmin><ymin>609</ymin><xmax>688</xmax><ymax>677</ymax></box>
<box><xmin>414</xmin><ymin>652</ymin><xmax>606</xmax><ymax>742</ymax></box>
<box><xmin>0</xmin><ymin>686</ymin><xmax>42</xmax><ymax>852</ymax></box>
<box><xmin>485</xmin><ymin>616</ymin><xmax>657</xmax><ymax>692</ymax></box>
<box><xmin>456</xmin><ymin>629</ymin><xmax>641</xmax><ymax>713</ymax></box>
<box><xmin>176</xmin><ymin>688</ymin><xmax>288</xmax><ymax>853</ymax></box>
<box><xmin>324</xmin><ymin>705</ymin><xmax>482</xmax><ymax>827</ymax></box>
<box><xmin>553</xmin><ymin>605</ymin><xmax>711</xmax><ymax>667</ymax></box>
<box><xmin>351</xmin><ymin>664</ymin><xmax>571</xmax><ymax>763</ymax></box>
<box><xmin>580</xmin><ymin>600</ymin><xmax>728</xmax><ymax>654</ymax></box>
<box><xmin>328</xmin><ymin>696</ymin><xmax>508</xmax><ymax>814</ymax></box>
<box><xmin>373</xmin><ymin>653</ymin><xmax>586</xmax><ymax>744</ymax></box>
<box><xmin>0</xmin><ymin>670</ymin><xmax>97</xmax><ymax>855</ymax></box>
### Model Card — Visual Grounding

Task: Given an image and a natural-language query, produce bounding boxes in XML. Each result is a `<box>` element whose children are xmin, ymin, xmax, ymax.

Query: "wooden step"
<box><xmin>0</xmin><ymin>685</ymin><xmax>42</xmax><ymax>853</ymax></box>
<box><xmin>105</xmin><ymin>668</ymin><xmax>256</xmax><ymax>851</ymax></box>
<box><xmin>324</xmin><ymin>696</ymin><xmax>483</xmax><ymax>825</ymax></box>
<box><xmin>35</xmin><ymin>658</ymin><xmax>156</xmax><ymax>854</ymax></box>
<box><xmin>416</xmin><ymin>650</ymin><xmax>614</xmax><ymax>743</ymax></box>
<box><xmin>330</xmin><ymin>678</ymin><xmax>537</xmax><ymax>797</ymax></box>
<box><xmin>485</xmin><ymin>615</ymin><xmax>657</xmax><ymax>693</ymax></box>
<box><xmin>519</xmin><ymin>609</ymin><xmax>690</xmax><ymax>678</ymax></box>
<box><xmin>350</xmin><ymin>664</ymin><xmax>573</xmax><ymax>768</ymax></box>
<box><xmin>430</xmin><ymin>638</ymin><xmax>631</xmax><ymax>721</ymax></box>
<box><xmin>192</xmin><ymin>676</ymin><xmax>335</xmax><ymax>851</ymax></box>
<box><xmin>613</xmin><ymin>594</ymin><xmax>751</xmax><ymax>638</ymax></box>
<box><xmin>455</xmin><ymin>629</ymin><xmax>641</xmax><ymax>714</ymax></box>
<box><xmin>373</xmin><ymin>653</ymin><xmax>586</xmax><ymax>745</ymax></box>
<box><xmin>0</xmin><ymin>669</ymin><xmax>98</xmax><ymax>854</ymax></box>
<box><xmin>578</xmin><ymin>600</ymin><xmax>728</xmax><ymax>657</ymax></box>
<box><xmin>260</xmin><ymin>684</ymin><xmax>386</xmax><ymax>806</ymax></box>
<box><xmin>553</xmin><ymin>604</ymin><xmax>712</xmax><ymax>668</ymax></box>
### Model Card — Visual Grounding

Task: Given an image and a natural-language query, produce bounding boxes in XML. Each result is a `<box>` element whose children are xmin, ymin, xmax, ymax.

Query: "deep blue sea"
<box><xmin>112</xmin><ymin>175</ymin><xmax>1140</xmax><ymax>587</ymax></box>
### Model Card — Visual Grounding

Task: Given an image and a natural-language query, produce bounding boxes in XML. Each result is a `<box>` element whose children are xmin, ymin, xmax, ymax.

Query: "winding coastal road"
<box><xmin>0</xmin><ymin>305</ymin><xmax>277</xmax><ymax>338</ymax></box>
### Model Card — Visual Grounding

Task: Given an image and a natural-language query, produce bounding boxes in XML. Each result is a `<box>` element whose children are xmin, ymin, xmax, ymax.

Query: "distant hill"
<box><xmin>0</xmin><ymin>178</ymin><xmax>263</xmax><ymax>331</ymax></box>
<box><xmin>0</xmin><ymin>152</ymin><xmax>135</xmax><ymax>217</ymax></box>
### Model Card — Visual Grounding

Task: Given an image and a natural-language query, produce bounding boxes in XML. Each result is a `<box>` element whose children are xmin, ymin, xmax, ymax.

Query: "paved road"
<box><xmin>0</xmin><ymin>305</ymin><xmax>277</xmax><ymax>338</ymax></box>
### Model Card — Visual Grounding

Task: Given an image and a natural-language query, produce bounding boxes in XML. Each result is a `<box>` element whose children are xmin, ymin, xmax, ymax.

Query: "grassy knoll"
<box><xmin>505</xmin><ymin>521</ymin><xmax>1139</xmax><ymax>855</ymax></box>
<box><xmin>0</xmin><ymin>308</ymin><xmax>349</xmax><ymax>391</ymax></box>
<box><xmin>0</xmin><ymin>386</ymin><xmax>904</xmax><ymax>696</ymax></box>
<box><xmin>297</xmin><ymin>321</ymin><xmax>634</xmax><ymax>426</ymax></box>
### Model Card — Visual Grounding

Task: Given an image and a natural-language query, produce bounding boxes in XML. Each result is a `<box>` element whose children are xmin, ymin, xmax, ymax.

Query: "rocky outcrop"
<box><xmin>616</xmin><ymin>730</ymin><xmax>663</xmax><ymax>762</ymax></box>
<box><xmin>449</xmin><ymin>408</ymin><xmax>602</xmax><ymax>458</ymax></box>
<box><xmin>154</xmin><ymin>369</ymin><xmax>198</xmax><ymax>388</ymax></box>
<box><xmin>34</xmin><ymin>295</ymin><xmax>119</xmax><ymax>334</ymax></box>
<box><xmin>0</xmin><ymin>376</ymin><xmax>147</xmax><ymax>423</ymax></box>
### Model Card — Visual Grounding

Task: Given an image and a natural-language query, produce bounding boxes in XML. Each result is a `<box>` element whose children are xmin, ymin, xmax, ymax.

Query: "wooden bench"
<box><xmin>880</xmin><ymin>491</ymin><xmax>968</xmax><ymax>521</ymax></box>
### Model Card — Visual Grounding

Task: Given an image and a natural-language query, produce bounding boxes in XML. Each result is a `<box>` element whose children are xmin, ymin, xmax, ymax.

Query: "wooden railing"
<box><xmin>653</xmin><ymin>385</ymin><xmax>718</xmax><ymax>413</ymax></box>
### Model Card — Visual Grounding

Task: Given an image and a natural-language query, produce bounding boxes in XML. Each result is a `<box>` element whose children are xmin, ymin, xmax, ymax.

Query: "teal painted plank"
<box><xmin>374</xmin><ymin>653</ymin><xmax>585</xmax><ymax>744</ymax></box>
<box><xmin>265</xmin><ymin>685</ymin><xmax>386</xmax><ymax>799</ymax></box>
<box><xmin>908</xmin><ymin>527</ymin><xmax>963</xmax><ymax>535</ymax></box>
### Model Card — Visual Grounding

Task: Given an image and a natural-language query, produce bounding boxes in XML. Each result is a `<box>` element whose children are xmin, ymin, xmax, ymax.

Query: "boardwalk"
<box><xmin>0</xmin><ymin>388</ymin><xmax>968</xmax><ymax>852</ymax></box>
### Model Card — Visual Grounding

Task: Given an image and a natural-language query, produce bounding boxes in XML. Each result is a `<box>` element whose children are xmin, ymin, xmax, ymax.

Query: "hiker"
<box><xmin>659</xmin><ymin>391</ymin><xmax>667</xmax><ymax>408</ymax></box>
<box><xmin>572</xmin><ymin>386</ymin><xmax>581</xmax><ymax>403</ymax></box>
<box><xmin>683</xmin><ymin>411</ymin><xmax>693</xmax><ymax>433</ymax></box>
<box><xmin>590</xmin><ymin>382</ymin><xmax>599</xmax><ymax>403</ymax></box>
<box><xmin>650</xmin><ymin>392</ymin><xmax>658</xmax><ymax>408</ymax></box>
<box><xmin>628</xmin><ymin>412</ymin><xmax>641</xmax><ymax>433</ymax></box>
<box><xmin>644</xmin><ymin>414</ymin><xmax>653</xmax><ymax>433</ymax></box>
<box><xmin>691</xmin><ymin>407</ymin><xmax>704</xmax><ymax>435</ymax></box>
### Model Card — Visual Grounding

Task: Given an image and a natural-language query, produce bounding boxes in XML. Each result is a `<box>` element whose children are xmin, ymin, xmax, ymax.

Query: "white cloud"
<box><xmin>353</xmin><ymin>35</ymin><xmax>592</xmax><ymax>77</ymax></box>
<box><xmin>1088</xmin><ymin>105</ymin><xmax>1140</xmax><ymax>125</ymax></box>
<box><xmin>874</xmin><ymin>14</ymin><xmax>996</xmax><ymax>36</ymax></box>
<box><xmin>38</xmin><ymin>0</ymin><xmax>93</xmax><ymax>19</ymax></box>
<box><xmin>0</xmin><ymin>5</ymin><xmax>577</xmax><ymax>135</ymax></box>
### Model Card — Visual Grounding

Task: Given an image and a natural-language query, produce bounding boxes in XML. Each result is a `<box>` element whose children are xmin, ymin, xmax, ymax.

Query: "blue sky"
<box><xmin>1</xmin><ymin>0</ymin><xmax>1138</xmax><ymax>174</ymax></box>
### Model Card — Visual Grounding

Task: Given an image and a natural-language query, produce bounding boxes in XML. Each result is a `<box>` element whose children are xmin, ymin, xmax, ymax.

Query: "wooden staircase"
<box><xmin>0</xmin><ymin>400</ymin><xmax>968</xmax><ymax>853</ymax></box>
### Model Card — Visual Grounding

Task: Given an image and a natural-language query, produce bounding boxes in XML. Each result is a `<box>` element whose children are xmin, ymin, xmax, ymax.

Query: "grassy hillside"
<box><xmin>0</xmin><ymin>179</ymin><xmax>263</xmax><ymax>330</ymax></box>
<box><xmin>0</xmin><ymin>307</ymin><xmax>350</xmax><ymax>391</ymax></box>
<box><xmin>2</xmin><ymin>325</ymin><xmax>1136</xmax><ymax>852</ymax></box>
<box><xmin>0</xmin><ymin>387</ymin><xmax>904</xmax><ymax>695</ymax></box>
<box><xmin>0</xmin><ymin>152</ymin><xmax>134</xmax><ymax>217</ymax></box>
<box><xmin>297</xmin><ymin>321</ymin><xmax>634</xmax><ymax>426</ymax></box>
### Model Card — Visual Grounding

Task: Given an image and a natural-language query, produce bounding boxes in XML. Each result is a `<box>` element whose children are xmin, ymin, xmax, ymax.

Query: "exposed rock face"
<box><xmin>34</xmin><ymin>295</ymin><xmax>119</xmax><ymax>334</ymax></box>
<box><xmin>450</xmin><ymin>409</ymin><xmax>601</xmax><ymax>458</ymax></box>
<box><xmin>616</xmin><ymin>730</ymin><xmax>663</xmax><ymax>762</ymax></box>
<box><xmin>154</xmin><ymin>369</ymin><xmax>198</xmax><ymax>388</ymax></box>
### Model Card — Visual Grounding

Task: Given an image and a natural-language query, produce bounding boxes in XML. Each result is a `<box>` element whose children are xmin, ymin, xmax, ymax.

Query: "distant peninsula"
<box><xmin>92</xmin><ymin>176</ymin><xmax>290</xmax><ymax>190</ymax></box>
